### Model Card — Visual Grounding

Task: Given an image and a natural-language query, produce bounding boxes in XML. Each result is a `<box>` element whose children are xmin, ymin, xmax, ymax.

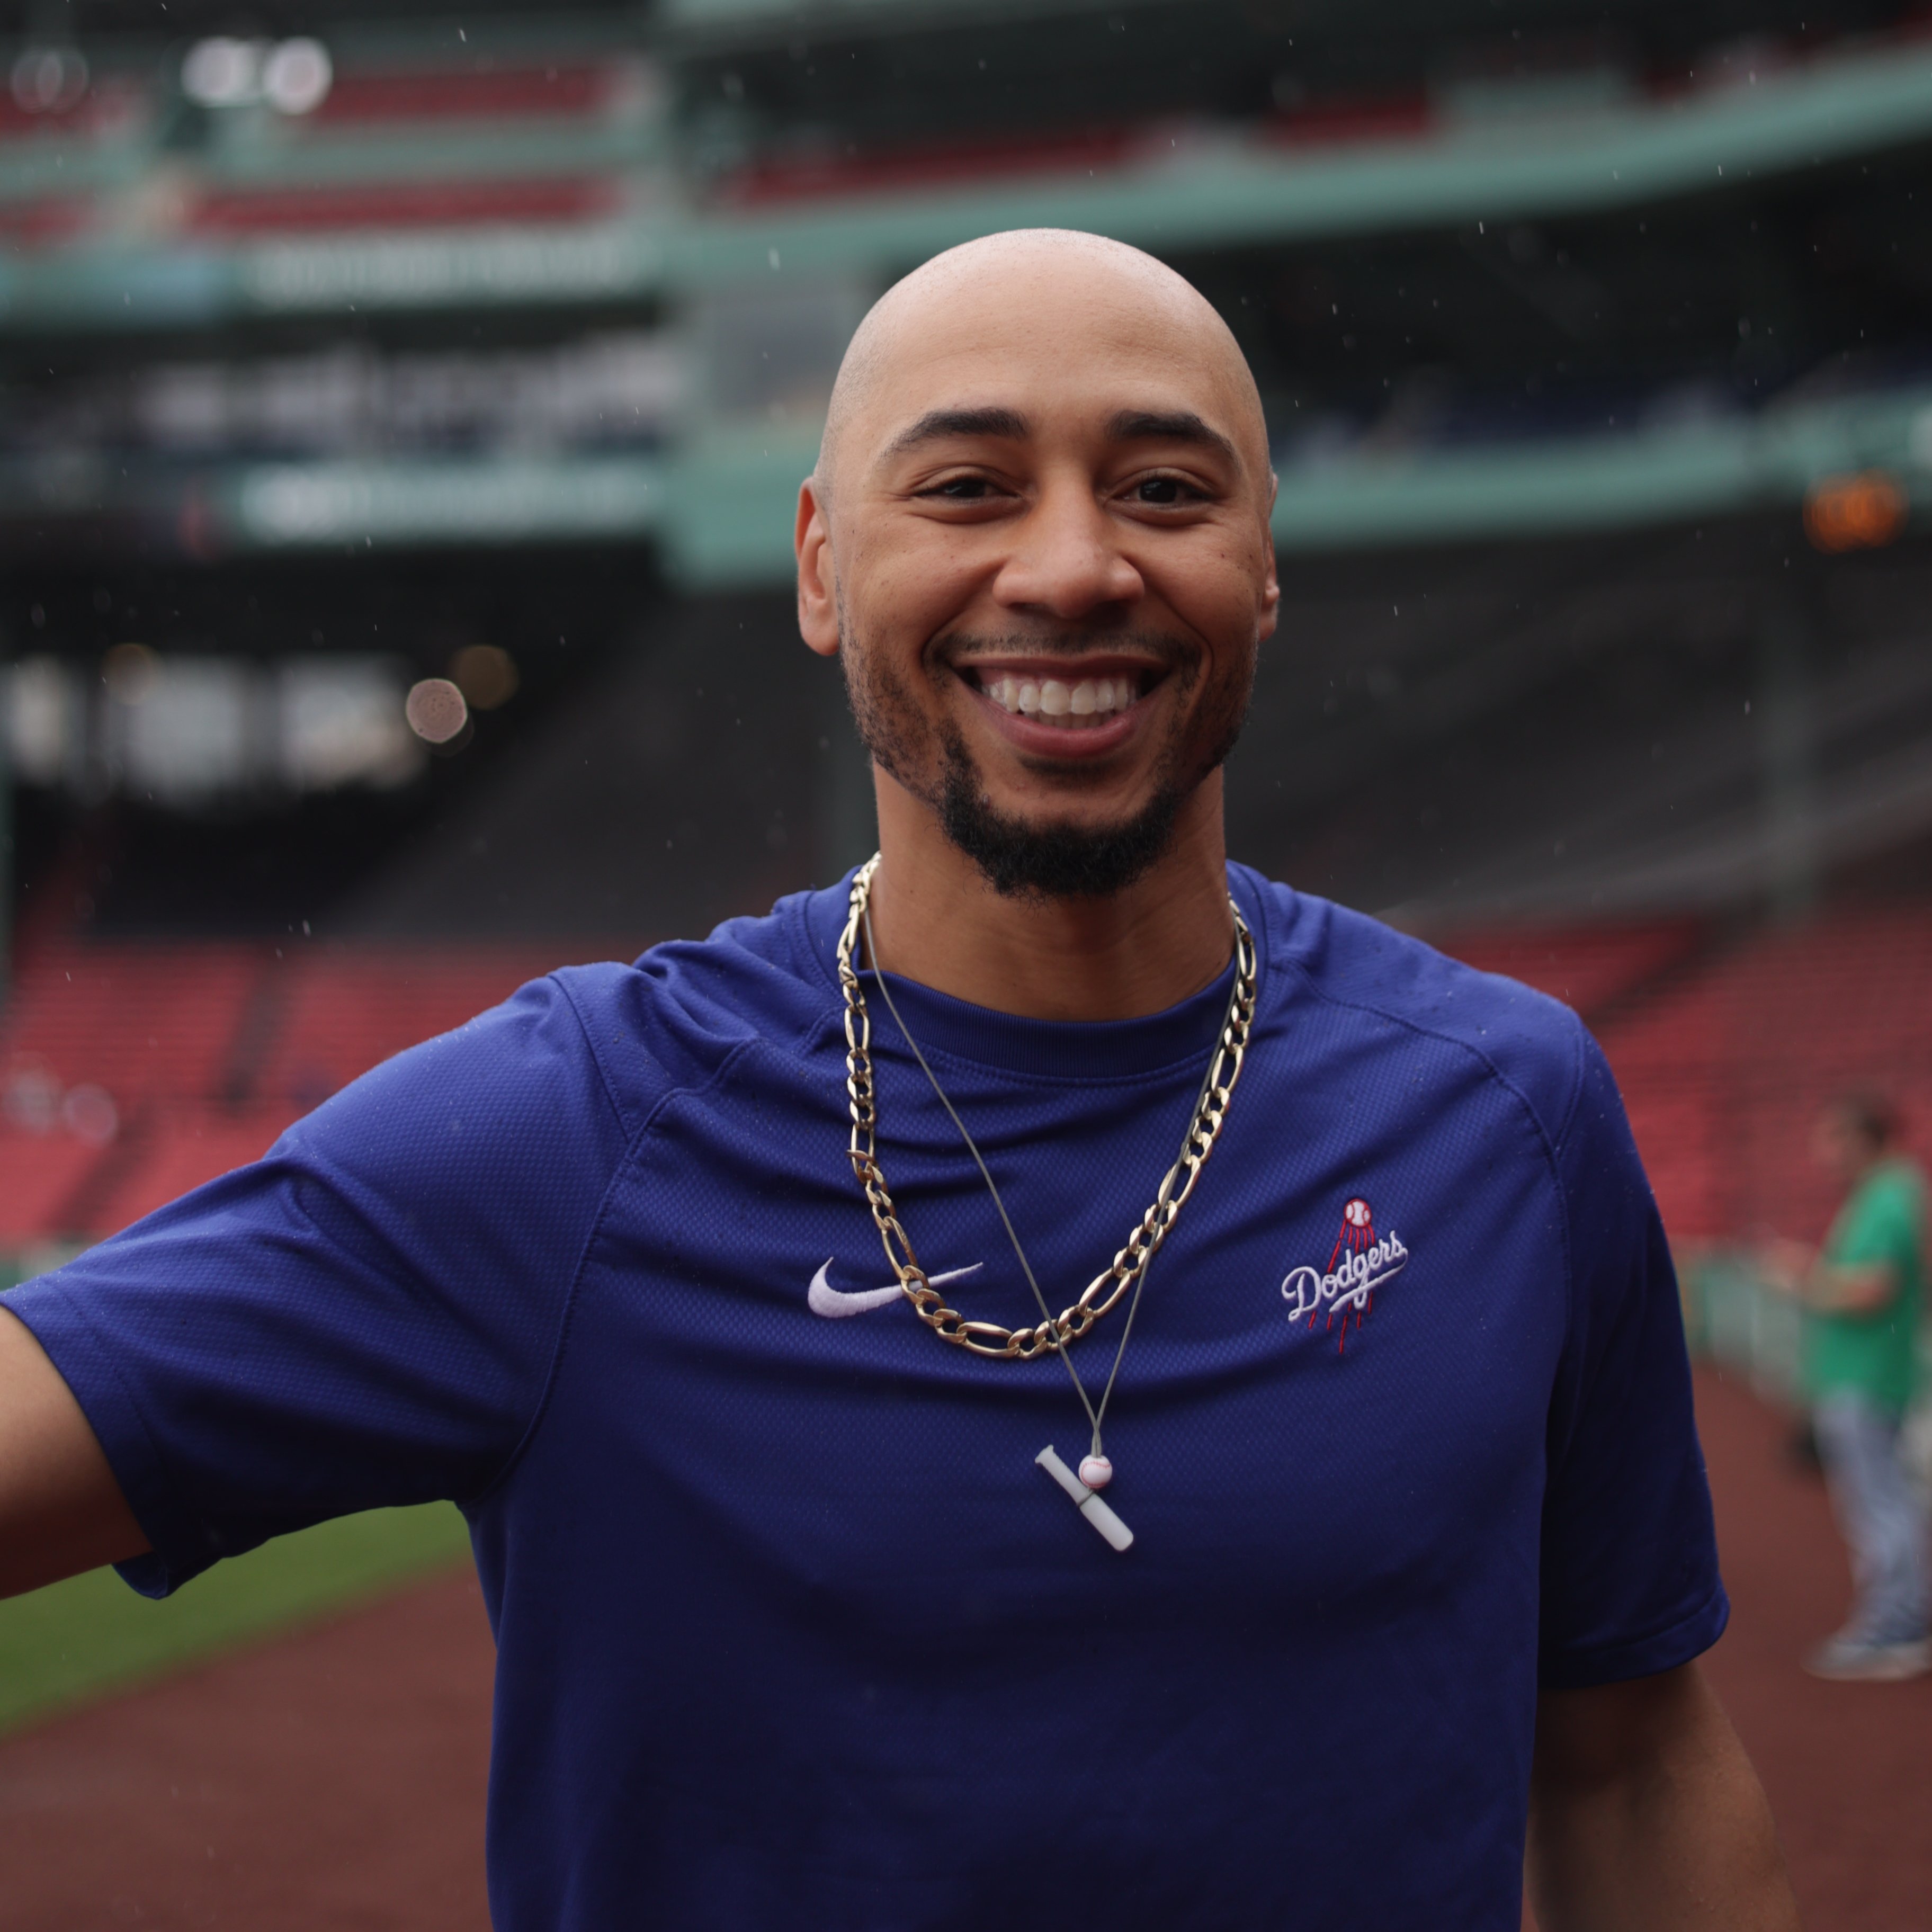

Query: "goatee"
<box><xmin>840</xmin><ymin>626</ymin><xmax>1251</xmax><ymax>902</ymax></box>
<box><xmin>933</xmin><ymin>734</ymin><xmax>1186</xmax><ymax>899</ymax></box>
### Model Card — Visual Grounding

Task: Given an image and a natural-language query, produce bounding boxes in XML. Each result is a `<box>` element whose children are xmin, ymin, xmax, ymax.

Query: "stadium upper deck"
<box><xmin>4</xmin><ymin>0</ymin><xmax>1931</xmax><ymax>1249</ymax></box>
<box><xmin>0</xmin><ymin>0</ymin><xmax>1929</xmax><ymax>571</ymax></box>
<box><xmin>3</xmin><ymin>0</ymin><xmax>1932</xmax><ymax>950</ymax></box>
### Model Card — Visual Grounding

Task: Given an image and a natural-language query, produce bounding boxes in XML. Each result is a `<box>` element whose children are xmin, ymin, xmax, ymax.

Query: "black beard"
<box><xmin>932</xmin><ymin>726</ymin><xmax>1186</xmax><ymax>899</ymax></box>
<box><xmin>840</xmin><ymin>625</ymin><xmax>1251</xmax><ymax>902</ymax></box>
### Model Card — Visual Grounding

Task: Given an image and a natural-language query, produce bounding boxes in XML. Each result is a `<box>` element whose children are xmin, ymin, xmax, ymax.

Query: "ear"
<box><xmin>1256</xmin><ymin>473</ymin><xmax>1281</xmax><ymax>644</ymax></box>
<box><xmin>795</xmin><ymin>477</ymin><xmax>840</xmax><ymax>659</ymax></box>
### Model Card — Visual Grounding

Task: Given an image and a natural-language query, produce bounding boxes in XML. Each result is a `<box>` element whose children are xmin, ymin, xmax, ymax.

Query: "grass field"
<box><xmin>0</xmin><ymin>1502</ymin><xmax>474</xmax><ymax>1736</ymax></box>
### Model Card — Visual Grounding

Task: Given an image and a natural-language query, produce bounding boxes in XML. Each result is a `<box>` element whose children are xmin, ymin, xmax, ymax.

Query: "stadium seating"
<box><xmin>0</xmin><ymin>941</ymin><xmax>570</xmax><ymax>1247</ymax></box>
<box><xmin>86</xmin><ymin>1111</ymin><xmax>302</xmax><ymax>1236</ymax></box>
<box><xmin>3</xmin><ymin>913</ymin><xmax>1926</xmax><ymax>1255</ymax></box>
<box><xmin>1669</xmin><ymin>909</ymin><xmax>1932</xmax><ymax>1243</ymax></box>
<box><xmin>1443</xmin><ymin>908</ymin><xmax>1932</xmax><ymax>1247</ymax></box>
<box><xmin>720</xmin><ymin>126</ymin><xmax>1139</xmax><ymax>205</ymax></box>
<box><xmin>253</xmin><ymin>946</ymin><xmax>569</xmax><ymax>1113</ymax></box>
<box><xmin>1</xmin><ymin>943</ymin><xmax>265</xmax><ymax>1109</ymax></box>
<box><xmin>310</xmin><ymin>62</ymin><xmax>619</xmax><ymax>124</ymax></box>
<box><xmin>1431</xmin><ymin>919</ymin><xmax>1705</xmax><ymax>1022</ymax></box>
<box><xmin>0</xmin><ymin>1132</ymin><xmax>110</xmax><ymax>1249</ymax></box>
<box><xmin>190</xmin><ymin>177</ymin><xmax>620</xmax><ymax>234</ymax></box>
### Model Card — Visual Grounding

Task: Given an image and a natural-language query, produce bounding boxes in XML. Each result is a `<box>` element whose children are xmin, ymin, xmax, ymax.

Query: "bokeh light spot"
<box><xmin>405</xmin><ymin>677</ymin><xmax>470</xmax><ymax>745</ymax></box>
<box><xmin>103</xmin><ymin>641</ymin><xmax>159</xmax><ymax>704</ymax></box>
<box><xmin>1803</xmin><ymin>470</ymin><xmax>1908</xmax><ymax>552</ymax></box>
<box><xmin>449</xmin><ymin>644</ymin><xmax>520</xmax><ymax>711</ymax></box>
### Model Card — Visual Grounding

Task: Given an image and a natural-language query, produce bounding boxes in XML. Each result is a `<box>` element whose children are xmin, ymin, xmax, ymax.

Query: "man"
<box><xmin>1</xmin><ymin>231</ymin><xmax>1796</xmax><ymax>1929</ymax></box>
<box><xmin>1764</xmin><ymin>1092</ymin><xmax>1928</xmax><ymax>1680</ymax></box>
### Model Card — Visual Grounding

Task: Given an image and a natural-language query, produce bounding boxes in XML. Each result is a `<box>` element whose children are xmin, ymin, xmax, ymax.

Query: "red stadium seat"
<box><xmin>86</xmin><ymin>1110</ymin><xmax>299</xmax><ymax>1240</ymax></box>
<box><xmin>255</xmin><ymin>947</ymin><xmax>565</xmax><ymax>1113</ymax></box>
<box><xmin>0</xmin><ymin>941</ymin><xmax>560</xmax><ymax>1248</ymax></box>
<box><xmin>0</xmin><ymin>1132</ymin><xmax>110</xmax><ymax>1247</ymax></box>
<box><xmin>6</xmin><ymin>916</ymin><xmax>1925</xmax><ymax>1256</ymax></box>
<box><xmin>1443</xmin><ymin>909</ymin><xmax>1932</xmax><ymax>1247</ymax></box>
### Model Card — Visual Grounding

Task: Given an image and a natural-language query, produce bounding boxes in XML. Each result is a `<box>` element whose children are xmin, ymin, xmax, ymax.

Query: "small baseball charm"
<box><xmin>1078</xmin><ymin>1454</ymin><xmax>1113</xmax><ymax>1490</ymax></box>
<box><xmin>1036</xmin><ymin>1446</ymin><xmax>1133</xmax><ymax>1551</ymax></box>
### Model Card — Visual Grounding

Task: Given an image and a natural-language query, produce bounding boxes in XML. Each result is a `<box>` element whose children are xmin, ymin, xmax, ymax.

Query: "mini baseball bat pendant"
<box><xmin>1036</xmin><ymin>1446</ymin><xmax>1134</xmax><ymax>1552</ymax></box>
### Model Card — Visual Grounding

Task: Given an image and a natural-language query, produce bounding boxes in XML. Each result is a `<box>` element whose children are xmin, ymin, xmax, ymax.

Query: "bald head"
<box><xmin>816</xmin><ymin>230</ymin><xmax>1271</xmax><ymax>501</ymax></box>
<box><xmin>792</xmin><ymin>227</ymin><xmax>1281</xmax><ymax>906</ymax></box>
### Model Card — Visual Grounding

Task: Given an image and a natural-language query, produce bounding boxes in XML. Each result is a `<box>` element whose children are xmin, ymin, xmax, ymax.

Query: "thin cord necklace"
<box><xmin>836</xmin><ymin>854</ymin><xmax>1258</xmax><ymax>1550</ymax></box>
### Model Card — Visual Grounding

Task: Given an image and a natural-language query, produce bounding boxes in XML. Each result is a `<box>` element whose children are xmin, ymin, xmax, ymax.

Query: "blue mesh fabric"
<box><xmin>4</xmin><ymin>865</ymin><xmax>1724</xmax><ymax>1932</ymax></box>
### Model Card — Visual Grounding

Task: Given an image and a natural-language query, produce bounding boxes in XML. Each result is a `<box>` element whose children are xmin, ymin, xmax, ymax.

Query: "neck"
<box><xmin>862</xmin><ymin>770</ymin><xmax>1236</xmax><ymax>1022</ymax></box>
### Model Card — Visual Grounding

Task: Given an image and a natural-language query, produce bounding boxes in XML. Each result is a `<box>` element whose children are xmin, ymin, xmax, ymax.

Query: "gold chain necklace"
<box><xmin>835</xmin><ymin>853</ymin><xmax>1258</xmax><ymax>1364</ymax></box>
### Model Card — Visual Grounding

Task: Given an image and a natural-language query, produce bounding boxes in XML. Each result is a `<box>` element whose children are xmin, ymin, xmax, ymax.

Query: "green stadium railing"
<box><xmin>9</xmin><ymin>378</ymin><xmax>1913</xmax><ymax>582</ymax></box>
<box><xmin>1678</xmin><ymin>1247</ymin><xmax>1805</xmax><ymax>1403</ymax></box>
<box><xmin>5</xmin><ymin>27</ymin><xmax>1932</xmax><ymax>328</ymax></box>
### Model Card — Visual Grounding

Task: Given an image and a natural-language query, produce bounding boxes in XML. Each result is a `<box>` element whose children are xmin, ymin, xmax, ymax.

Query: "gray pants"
<box><xmin>1815</xmin><ymin>1391</ymin><xmax>1930</xmax><ymax>1644</ymax></box>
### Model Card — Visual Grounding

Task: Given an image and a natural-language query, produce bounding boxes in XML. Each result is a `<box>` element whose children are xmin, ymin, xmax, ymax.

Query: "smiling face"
<box><xmin>797</xmin><ymin>231</ymin><xmax>1279</xmax><ymax>899</ymax></box>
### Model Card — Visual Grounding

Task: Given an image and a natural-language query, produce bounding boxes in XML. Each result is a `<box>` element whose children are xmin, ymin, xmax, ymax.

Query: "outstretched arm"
<box><xmin>1526</xmin><ymin>1661</ymin><xmax>1800</xmax><ymax>1931</ymax></box>
<box><xmin>0</xmin><ymin>1308</ymin><xmax>150</xmax><ymax>1598</ymax></box>
<box><xmin>1757</xmin><ymin>1236</ymin><xmax>1897</xmax><ymax>1314</ymax></box>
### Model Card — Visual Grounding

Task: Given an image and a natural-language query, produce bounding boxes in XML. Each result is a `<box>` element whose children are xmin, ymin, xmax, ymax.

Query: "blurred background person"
<box><xmin>1762</xmin><ymin>1093</ymin><xmax>1928</xmax><ymax>1680</ymax></box>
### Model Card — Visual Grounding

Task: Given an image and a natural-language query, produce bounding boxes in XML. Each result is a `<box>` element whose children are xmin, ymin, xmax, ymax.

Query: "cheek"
<box><xmin>846</xmin><ymin>520</ymin><xmax>979</xmax><ymax>617</ymax></box>
<box><xmin>1162</xmin><ymin>530</ymin><xmax>1273</xmax><ymax>631</ymax></box>
<box><xmin>1172</xmin><ymin>582</ymin><xmax>1267</xmax><ymax>667</ymax></box>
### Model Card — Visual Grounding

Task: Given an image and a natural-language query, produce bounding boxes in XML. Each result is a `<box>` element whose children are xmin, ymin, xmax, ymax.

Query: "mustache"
<box><xmin>931</xmin><ymin>629</ymin><xmax>1196</xmax><ymax>670</ymax></box>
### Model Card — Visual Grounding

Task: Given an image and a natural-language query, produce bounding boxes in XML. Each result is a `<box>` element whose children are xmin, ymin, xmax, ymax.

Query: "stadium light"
<box><xmin>263</xmin><ymin>40</ymin><xmax>333</xmax><ymax>116</ymax></box>
<box><xmin>1</xmin><ymin>658</ymin><xmax>76</xmax><ymax>786</ymax></box>
<box><xmin>181</xmin><ymin>38</ymin><xmax>262</xmax><ymax>108</ymax></box>
<box><xmin>1802</xmin><ymin>470</ymin><xmax>1908</xmax><ymax>552</ymax></box>
<box><xmin>9</xmin><ymin>47</ymin><xmax>87</xmax><ymax>113</ymax></box>
<box><xmin>182</xmin><ymin>37</ymin><xmax>332</xmax><ymax>114</ymax></box>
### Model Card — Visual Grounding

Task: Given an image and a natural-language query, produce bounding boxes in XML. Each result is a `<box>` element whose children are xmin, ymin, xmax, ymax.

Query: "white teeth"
<box><xmin>979</xmin><ymin>670</ymin><xmax>1141</xmax><ymax>720</ymax></box>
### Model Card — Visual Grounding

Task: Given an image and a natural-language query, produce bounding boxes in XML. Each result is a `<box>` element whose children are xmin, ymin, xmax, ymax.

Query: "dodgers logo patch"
<box><xmin>1281</xmin><ymin>1195</ymin><xmax>1408</xmax><ymax>1353</ymax></box>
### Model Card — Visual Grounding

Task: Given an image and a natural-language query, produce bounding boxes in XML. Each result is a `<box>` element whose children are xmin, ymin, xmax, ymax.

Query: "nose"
<box><xmin>991</xmin><ymin>472</ymin><xmax>1144</xmax><ymax>621</ymax></box>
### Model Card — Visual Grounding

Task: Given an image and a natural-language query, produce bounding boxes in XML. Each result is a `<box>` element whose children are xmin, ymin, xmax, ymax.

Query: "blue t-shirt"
<box><xmin>5</xmin><ymin>867</ymin><xmax>1725</xmax><ymax>1931</ymax></box>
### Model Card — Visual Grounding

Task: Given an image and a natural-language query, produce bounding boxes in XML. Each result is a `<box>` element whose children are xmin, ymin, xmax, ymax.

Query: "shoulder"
<box><xmin>1857</xmin><ymin>1161</ymin><xmax>1927</xmax><ymax>1231</ymax></box>
<box><xmin>1234</xmin><ymin>866</ymin><xmax>1591</xmax><ymax>1154</ymax></box>
<box><xmin>1878</xmin><ymin>1159</ymin><xmax>1928</xmax><ymax>1206</ymax></box>
<box><xmin>538</xmin><ymin>889</ymin><xmax>838</xmax><ymax>1136</ymax></box>
<box><xmin>272</xmin><ymin>893</ymin><xmax>830</xmax><ymax>1179</ymax></box>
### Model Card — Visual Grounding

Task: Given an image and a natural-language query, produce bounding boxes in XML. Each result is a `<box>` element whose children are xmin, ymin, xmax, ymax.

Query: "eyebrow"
<box><xmin>879</xmin><ymin>404</ymin><xmax>1241</xmax><ymax>469</ymax></box>
<box><xmin>882</xmin><ymin>406</ymin><xmax>1032</xmax><ymax>460</ymax></box>
<box><xmin>1106</xmin><ymin>409</ymin><xmax>1239</xmax><ymax>467</ymax></box>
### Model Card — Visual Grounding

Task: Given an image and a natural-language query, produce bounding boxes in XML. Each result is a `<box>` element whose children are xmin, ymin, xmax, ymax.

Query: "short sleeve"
<box><xmin>1828</xmin><ymin>1174</ymin><xmax>1919</xmax><ymax>1277</ymax></box>
<box><xmin>1536</xmin><ymin>1031</ymin><xmax>1729</xmax><ymax>1689</ymax></box>
<box><xmin>1</xmin><ymin>974</ymin><xmax>631</xmax><ymax>1598</ymax></box>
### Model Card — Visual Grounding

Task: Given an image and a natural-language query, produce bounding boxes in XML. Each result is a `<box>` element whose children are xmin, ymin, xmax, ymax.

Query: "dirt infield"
<box><xmin>1693</xmin><ymin>1366</ymin><xmax>1932</xmax><ymax>1932</ymax></box>
<box><xmin>0</xmin><ymin>1568</ymin><xmax>494</xmax><ymax>1930</ymax></box>
<box><xmin>1</xmin><ymin>1368</ymin><xmax>1926</xmax><ymax>1929</ymax></box>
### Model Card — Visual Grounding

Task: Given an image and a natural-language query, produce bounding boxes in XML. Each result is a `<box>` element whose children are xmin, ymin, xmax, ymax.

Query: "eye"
<box><xmin>920</xmin><ymin>474</ymin><xmax>1002</xmax><ymax>502</ymax></box>
<box><xmin>1128</xmin><ymin>475</ymin><xmax>1204</xmax><ymax>506</ymax></box>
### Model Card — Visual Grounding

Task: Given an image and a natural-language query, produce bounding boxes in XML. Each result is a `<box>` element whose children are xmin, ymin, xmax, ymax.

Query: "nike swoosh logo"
<box><xmin>808</xmin><ymin>1258</ymin><xmax>983</xmax><ymax>1318</ymax></box>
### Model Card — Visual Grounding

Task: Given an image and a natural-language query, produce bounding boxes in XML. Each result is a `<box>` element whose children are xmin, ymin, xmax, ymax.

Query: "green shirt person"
<box><xmin>1764</xmin><ymin>1094</ymin><xmax>1928</xmax><ymax>1680</ymax></box>
<box><xmin>1807</xmin><ymin>1155</ymin><xmax>1925</xmax><ymax>1415</ymax></box>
